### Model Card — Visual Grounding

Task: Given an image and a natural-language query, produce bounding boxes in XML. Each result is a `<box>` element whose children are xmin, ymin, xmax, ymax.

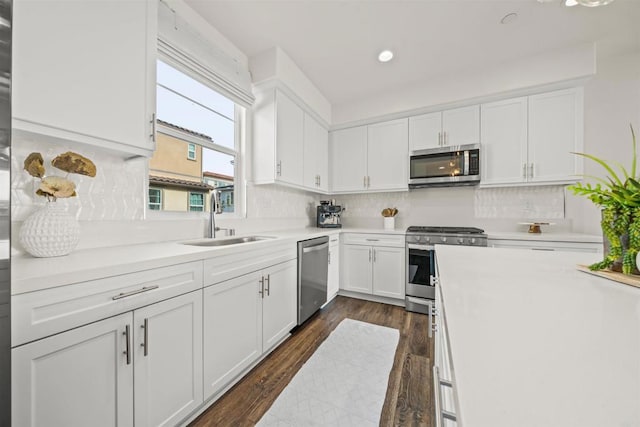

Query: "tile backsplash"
<box><xmin>474</xmin><ymin>185</ymin><xmax>565</xmax><ymax>219</ymax></box>
<box><xmin>12</xmin><ymin>136</ymin><xmax>146</xmax><ymax>222</ymax></box>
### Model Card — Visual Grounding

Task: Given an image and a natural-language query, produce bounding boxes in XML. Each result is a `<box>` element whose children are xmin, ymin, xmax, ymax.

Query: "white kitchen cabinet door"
<box><xmin>275</xmin><ymin>90</ymin><xmax>305</xmax><ymax>186</ymax></box>
<box><xmin>341</xmin><ymin>245</ymin><xmax>373</xmax><ymax>294</ymax></box>
<box><xmin>528</xmin><ymin>88</ymin><xmax>583</xmax><ymax>183</ymax></box>
<box><xmin>303</xmin><ymin>112</ymin><xmax>329</xmax><ymax>192</ymax></box>
<box><xmin>409</xmin><ymin>112</ymin><xmax>442</xmax><ymax>151</ymax></box>
<box><xmin>330</xmin><ymin>126</ymin><xmax>368</xmax><ymax>192</ymax></box>
<box><xmin>262</xmin><ymin>260</ymin><xmax>297</xmax><ymax>352</ymax></box>
<box><xmin>13</xmin><ymin>0</ymin><xmax>157</xmax><ymax>157</ymax></box>
<box><xmin>367</xmin><ymin>118</ymin><xmax>409</xmax><ymax>191</ymax></box>
<box><xmin>133</xmin><ymin>291</ymin><xmax>203</xmax><ymax>427</ymax></box>
<box><xmin>327</xmin><ymin>238</ymin><xmax>340</xmax><ymax>300</ymax></box>
<box><xmin>203</xmin><ymin>273</ymin><xmax>263</xmax><ymax>400</ymax></box>
<box><xmin>442</xmin><ymin>105</ymin><xmax>480</xmax><ymax>147</ymax></box>
<box><xmin>372</xmin><ymin>246</ymin><xmax>405</xmax><ymax>299</ymax></box>
<box><xmin>481</xmin><ymin>97</ymin><xmax>528</xmax><ymax>185</ymax></box>
<box><xmin>12</xmin><ymin>312</ymin><xmax>134</xmax><ymax>427</ymax></box>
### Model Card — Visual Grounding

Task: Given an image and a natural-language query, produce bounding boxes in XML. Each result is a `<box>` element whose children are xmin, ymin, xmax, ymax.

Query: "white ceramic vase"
<box><xmin>384</xmin><ymin>217</ymin><xmax>395</xmax><ymax>230</ymax></box>
<box><xmin>19</xmin><ymin>202</ymin><xmax>80</xmax><ymax>257</ymax></box>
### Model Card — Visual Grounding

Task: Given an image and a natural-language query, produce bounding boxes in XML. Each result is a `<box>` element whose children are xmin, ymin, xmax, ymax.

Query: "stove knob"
<box><xmin>471</xmin><ymin>238</ymin><xmax>476</xmax><ymax>244</ymax></box>
<box><xmin>457</xmin><ymin>238</ymin><xmax>464</xmax><ymax>244</ymax></box>
<box><xmin>441</xmin><ymin>236</ymin><xmax>447</xmax><ymax>243</ymax></box>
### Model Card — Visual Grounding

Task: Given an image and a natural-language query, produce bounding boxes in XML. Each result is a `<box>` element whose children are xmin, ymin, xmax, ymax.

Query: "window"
<box><xmin>149</xmin><ymin>59</ymin><xmax>243</xmax><ymax>215</ymax></box>
<box><xmin>148</xmin><ymin>188</ymin><xmax>162</xmax><ymax>210</ymax></box>
<box><xmin>188</xmin><ymin>192</ymin><xmax>204</xmax><ymax>212</ymax></box>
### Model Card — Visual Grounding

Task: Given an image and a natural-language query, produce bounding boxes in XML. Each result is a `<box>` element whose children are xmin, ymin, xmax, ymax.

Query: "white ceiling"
<box><xmin>185</xmin><ymin>0</ymin><xmax>640</xmax><ymax>106</ymax></box>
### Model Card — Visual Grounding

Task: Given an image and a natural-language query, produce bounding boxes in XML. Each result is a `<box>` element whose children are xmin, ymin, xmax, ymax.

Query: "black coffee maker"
<box><xmin>317</xmin><ymin>200</ymin><xmax>342</xmax><ymax>228</ymax></box>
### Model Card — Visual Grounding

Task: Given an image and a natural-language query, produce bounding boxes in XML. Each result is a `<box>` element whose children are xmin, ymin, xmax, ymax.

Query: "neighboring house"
<box><xmin>203</xmin><ymin>171</ymin><xmax>234</xmax><ymax>213</ymax></box>
<box><xmin>148</xmin><ymin>120</ymin><xmax>214</xmax><ymax>212</ymax></box>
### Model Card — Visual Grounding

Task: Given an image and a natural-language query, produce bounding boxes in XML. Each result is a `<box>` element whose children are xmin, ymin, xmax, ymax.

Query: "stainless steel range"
<box><xmin>405</xmin><ymin>226</ymin><xmax>487</xmax><ymax>314</ymax></box>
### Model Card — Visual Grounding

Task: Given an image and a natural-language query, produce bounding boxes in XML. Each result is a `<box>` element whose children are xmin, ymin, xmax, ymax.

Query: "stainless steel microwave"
<box><xmin>409</xmin><ymin>143</ymin><xmax>480</xmax><ymax>188</ymax></box>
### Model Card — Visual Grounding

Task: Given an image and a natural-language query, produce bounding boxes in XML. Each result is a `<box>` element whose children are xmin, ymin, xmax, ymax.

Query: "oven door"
<box><xmin>406</xmin><ymin>243</ymin><xmax>436</xmax><ymax>300</ymax></box>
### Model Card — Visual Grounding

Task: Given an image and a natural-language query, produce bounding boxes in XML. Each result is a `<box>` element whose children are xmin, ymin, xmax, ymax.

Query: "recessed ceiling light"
<box><xmin>378</xmin><ymin>50</ymin><xmax>394</xmax><ymax>63</ymax></box>
<box><xmin>500</xmin><ymin>12</ymin><xmax>518</xmax><ymax>24</ymax></box>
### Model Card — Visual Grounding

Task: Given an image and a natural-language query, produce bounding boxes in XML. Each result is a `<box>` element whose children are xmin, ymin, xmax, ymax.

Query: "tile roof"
<box><xmin>156</xmin><ymin>119</ymin><xmax>213</xmax><ymax>142</ymax></box>
<box><xmin>203</xmin><ymin>171</ymin><xmax>234</xmax><ymax>181</ymax></box>
<box><xmin>149</xmin><ymin>175</ymin><xmax>214</xmax><ymax>191</ymax></box>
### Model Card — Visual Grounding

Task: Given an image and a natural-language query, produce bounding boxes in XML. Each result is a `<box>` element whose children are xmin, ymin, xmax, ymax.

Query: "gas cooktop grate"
<box><xmin>406</xmin><ymin>226</ymin><xmax>485</xmax><ymax>234</ymax></box>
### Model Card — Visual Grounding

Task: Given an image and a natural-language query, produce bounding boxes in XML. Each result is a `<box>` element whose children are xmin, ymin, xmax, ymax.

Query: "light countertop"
<box><xmin>486</xmin><ymin>231</ymin><xmax>602</xmax><ymax>243</ymax></box>
<box><xmin>435</xmin><ymin>245</ymin><xmax>640</xmax><ymax>427</ymax></box>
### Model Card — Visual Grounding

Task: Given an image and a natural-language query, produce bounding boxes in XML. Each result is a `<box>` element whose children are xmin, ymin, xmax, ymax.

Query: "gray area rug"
<box><xmin>257</xmin><ymin>318</ymin><xmax>400</xmax><ymax>426</ymax></box>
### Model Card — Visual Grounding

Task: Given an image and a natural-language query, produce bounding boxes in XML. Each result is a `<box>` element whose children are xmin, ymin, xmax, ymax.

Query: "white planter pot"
<box><xmin>19</xmin><ymin>203</ymin><xmax>80</xmax><ymax>257</ymax></box>
<box><xmin>384</xmin><ymin>217</ymin><xmax>395</xmax><ymax>230</ymax></box>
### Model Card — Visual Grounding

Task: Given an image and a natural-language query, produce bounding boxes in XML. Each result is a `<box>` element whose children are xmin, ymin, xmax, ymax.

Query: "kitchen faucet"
<box><xmin>208</xmin><ymin>191</ymin><xmax>234</xmax><ymax>238</ymax></box>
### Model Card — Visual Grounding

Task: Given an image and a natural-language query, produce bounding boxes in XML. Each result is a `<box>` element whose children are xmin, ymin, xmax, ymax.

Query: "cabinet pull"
<box><xmin>141</xmin><ymin>318</ymin><xmax>149</xmax><ymax>356</ymax></box>
<box><xmin>522</xmin><ymin>163</ymin><xmax>527</xmax><ymax>179</ymax></box>
<box><xmin>277</xmin><ymin>161</ymin><xmax>282</xmax><ymax>176</ymax></box>
<box><xmin>428</xmin><ymin>300</ymin><xmax>433</xmax><ymax>339</ymax></box>
<box><xmin>438</xmin><ymin>132</ymin><xmax>442</xmax><ymax>146</ymax></box>
<box><xmin>259</xmin><ymin>276</ymin><xmax>265</xmax><ymax>298</ymax></box>
<box><xmin>318</xmin><ymin>175</ymin><xmax>321</xmax><ymax>187</ymax></box>
<box><xmin>368</xmin><ymin>248</ymin><xmax>372</xmax><ymax>262</ymax></box>
<box><xmin>529</xmin><ymin>163</ymin><xmax>534</xmax><ymax>179</ymax></box>
<box><xmin>367</xmin><ymin>176</ymin><xmax>370</xmax><ymax>188</ymax></box>
<box><xmin>373</xmin><ymin>249</ymin><xmax>377</xmax><ymax>262</ymax></box>
<box><xmin>123</xmin><ymin>325</ymin><xmax>131</xmax><ymax>365</ymax></box>
<box><xmin>365</xmin><ymin>238</ymin><xmax>379</xmax><ymax>242</ymax></box>
<box><xmin>112</xmin><ymin>285</ymin><xmax>159</xmax><ymax>300</ymax></box>
<box><xmin>363</xmin><ymin>176</ymin><xmax>367</xmax><ymax>188</ymax></box>
<box><xmin>328</xmin><ymin>251</ymin><xmax>331</xmax><ymax>264</ymax></box>
<box><xmin>149</xmin><ymin>113</ymin><xmax>157</xmax><ymax>142</ymax></box>
<box><xmin>265</xmin><ymin>274</ymin><xmax>271</xmax><ymax>296</ymax></box>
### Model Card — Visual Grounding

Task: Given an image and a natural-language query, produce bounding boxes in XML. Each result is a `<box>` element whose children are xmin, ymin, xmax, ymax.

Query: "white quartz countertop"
<box><xmin>11</xmin><ymin>228</ymin><xmax>341</xmax><ymax>295</ymax></box>
<box><xmin>486</xmin><ymin>231</ymin><xmax>603</xmax><ymax>243</ymax></box>
<box><xmin>435</xmin><ymin>245</ymin><xmax>640</xmax><ymax>427</ymax></box>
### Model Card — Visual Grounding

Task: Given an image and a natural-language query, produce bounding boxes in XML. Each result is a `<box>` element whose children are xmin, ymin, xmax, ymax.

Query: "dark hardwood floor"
<box><xmin>190</xmin><ymin>296</ymin><xmax>433</xmax><ymax>427</ymax></box>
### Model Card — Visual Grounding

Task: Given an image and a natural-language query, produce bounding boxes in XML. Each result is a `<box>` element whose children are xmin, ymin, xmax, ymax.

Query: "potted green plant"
<box><xmin>568</xmin><ymin>125</ymin><xmax>640</xmax><ymax>274</ymax></box>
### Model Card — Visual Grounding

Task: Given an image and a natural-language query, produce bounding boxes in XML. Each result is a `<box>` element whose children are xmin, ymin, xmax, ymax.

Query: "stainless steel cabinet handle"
<box><xmin>150</xmin><ymin>113</ymin><xmax>156</xmax><ymax>142</ymax></box>
<box><xmin>529</xmin><ymin>163</ymin><xmax>534</xmax><ymax>179</ymax></box>
<box><xmin>438</xmin><ymin>131</ymin><xmax>442</xmax><ymax>146</ymax></box>
<box><xmin>259</xmin><ymin>276</ymin><xmax>265</xmax><ymax>298</ymax></box>
<box><xmin>112</xmin><ymin>285</ymin><xmax>159</xmax><ymax>300</ymax></box>
<box><xmin>265</xmin><ymin>274</ymin><xmax>270</xmax><ymax>296</ymax></box>
<box><xmin>318</xmin><ymin>175</ymin><xmax>321</xmax><ymax>187</ymax></box>
<box><xmin>428</xmin><ymin>300</ymin><xmax>433</xmax><ymax>339</ymax></box>
<box><xmin>443</xmin><ymin>131</ymin><xmax>447</xmax><ymax>146</ymax></box>
<box><xmin>367</xmin><ymin>176</ymin><xmax>371</xmax><ymax>188</ymax></box>
<box><xmin>328</xmin><ymin>251</ymin><xmax>331</xmax><ymax>264</ymax></box>
<box><xmin>365</xmin><ymin>238</ymin><xmax>379</xmax><ymax>242</ymax></box>
<box><xmin>141</xmin><ymin>318</ymin><xmax>149</xmax><ymax>356</ymax></box>
<box><xmin>364</xmin><ymin>176</ymin><xmax>367</xmax><ymax>188</ymax></box>
<box><xmin>373</xmin><ymin>249</ymin><xmax>377</xmax><ymax>262</ymax></box>
<box><xmin>277</xmin><ymin>161</ymin><xmax>282</xmax><ymax>176</ymax></box>
<box><xmin>368</xmin><ymin>248</ymin><xmax>372</xmax><ymax>262</ymax></box>
<box><xmin>522</xmin><ymin>163</ymin><xmax>527</xmax><ymax>179</ymax></box>
<box><xmin>123</xmin><ymin>325</ymin><xmax>131</xmax><ymax>365</ymax></box>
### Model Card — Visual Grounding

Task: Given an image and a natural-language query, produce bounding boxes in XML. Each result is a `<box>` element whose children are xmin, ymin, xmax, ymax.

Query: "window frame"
<box><xmin>148</xmin><ymin>187</ymin><xmax>163</xmax><ymax>211</ymax></box>
<box><xmin>187</xmin><ymin>143</ymin><xmax>196</xmax><ymax>161</ymax></box>
<box><xmin>147</xmin><ymin>53</ymin><xmax>247</xmax><ymax>220</ymax></box>
<box><xmin>188</xmin><ymin>191</ymin><xmax>205</xmax><ymax>212</ymax></box>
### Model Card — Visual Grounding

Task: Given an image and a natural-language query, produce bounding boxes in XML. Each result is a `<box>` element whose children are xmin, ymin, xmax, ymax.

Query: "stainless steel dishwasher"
<box><xmin>297</xmin><ymin>236</ymin><xmax>329</xmax><ymax>325</ymax></box>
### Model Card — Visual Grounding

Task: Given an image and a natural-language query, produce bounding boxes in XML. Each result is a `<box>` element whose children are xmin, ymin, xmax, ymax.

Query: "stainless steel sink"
<box><xmin>181</xmin><ymin>236</ymin><xmax>276</xmax><ymax>247</ymax></box>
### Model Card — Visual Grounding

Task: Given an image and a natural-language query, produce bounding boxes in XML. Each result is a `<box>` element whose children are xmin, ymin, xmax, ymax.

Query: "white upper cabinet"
<box><xmin>409</xmin><ymin>112</ymin><xmax>442</xmax><ymax>151</ymax></box>
<box><xmin>528</xmin><ymin>88</ymin><xmax>583</xmax><ymax>183</ymax></box>
<box><xmin>330</xmin><ymin>126</ymin><xmax>368</xmax><ymax>193</ymax></box>
<box><xmin>442</xmin><ymin>105</ymin><xmax>481</xmax><ymax>146</ymax></box>
<box><xmin>13</xmin><ymin>0</ymin><xmax>157</xmax><ymax>157</ymax></box>
<box><xmin>330</xmin><ymin>119</ymin><xmax>408</xmax><ymax>193</ymax></box>
<box><xmin>481</xmin><ymin>97</ymin><xmax>528</xmax><ymax>185</ymax></box>
<box><xmin>303</xmin><ymin>112</ymin><xmax>329</xmax><ymax>193</ymax></box>
<box><xmin>275</xmin><ymin>91</ymin><xmax>305</xmax><ymax>186</ymax></box>
<box><xmin>367</xmin><ymin>118</ymin><xmax>409</xmax><ymax>191</ymax></box>
<box><xmin>409</xmin><ymin>105</ymin><xmax>479</xmax><ymax>151</ymax></box>
<box><xmin>480</xmin><ymin>88</ymin><xmax>583</xmax><ymax>187</ymax></box>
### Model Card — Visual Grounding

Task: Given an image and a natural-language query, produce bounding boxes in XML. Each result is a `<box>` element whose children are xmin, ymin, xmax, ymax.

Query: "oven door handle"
<box><xmin>407</xmin><ymin>243</ymin><xmax>435</xmax><ymax>251</ymax></box>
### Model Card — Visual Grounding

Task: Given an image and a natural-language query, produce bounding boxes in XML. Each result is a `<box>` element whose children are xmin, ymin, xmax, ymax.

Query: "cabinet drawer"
<box><xmin>12</xmin><ymin>261</ymin><xmax>203</xmax><ymax>346</ymax></box>
<box><xmin>341</xmin><ymin>233</ymin><xmax>404</xmax><ymax>247</ymax></box>
<box><xmin>204</xmin><ymin>240</ymin><xmax>296</xmax><ymax>287</ymax></box>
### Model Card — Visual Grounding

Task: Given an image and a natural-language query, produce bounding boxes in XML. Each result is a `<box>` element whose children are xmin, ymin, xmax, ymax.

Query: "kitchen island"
<box><xmin>435</xmin><ymin>245</ymin><xmax>640</xmax><ymax>427</ymax></box>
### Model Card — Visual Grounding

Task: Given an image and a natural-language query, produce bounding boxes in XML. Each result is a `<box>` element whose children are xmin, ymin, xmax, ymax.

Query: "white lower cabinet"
<box><xmin>12</xmin><ymin>290</ymin><xmax>203</xmax><ymax>427</ymax></box>
<box><xmin>488</xmin><ymin>238</ymin><xmax>602</xmax><ymax>253</ymax></box>
<box><xmin>203</xmin><ymin>259</ymin><xmax>297</xmax><ymax>401</ymax></box>
<box><xmin>327</xmin><ymin>236</ymin><xmax>340</xmax><ymax>300</ymax></box>
<box><xmin>341</xmin><ymin>234</ymin><xmax>405</xmax><ymax>300</ymax></box>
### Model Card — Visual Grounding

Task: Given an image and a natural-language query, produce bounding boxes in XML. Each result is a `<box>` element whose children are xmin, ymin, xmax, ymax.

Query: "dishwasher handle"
<box><xmin>302</xmin><ymin>242</ymin><xmax>329</xmax><ymax>253</ymax></box>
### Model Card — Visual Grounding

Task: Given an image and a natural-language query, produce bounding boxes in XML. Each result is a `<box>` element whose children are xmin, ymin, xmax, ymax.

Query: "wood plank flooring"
<box><xmin>190</xmin><ymin>296</ymin><xmax>433</xmax><ymax>427</ymax></box>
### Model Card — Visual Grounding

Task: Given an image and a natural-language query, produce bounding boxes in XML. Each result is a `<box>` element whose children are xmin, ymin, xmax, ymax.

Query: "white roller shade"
<box><xmin>158</xmin><ymin>1</ymin><xmax>254</xmax><ymax>108</ymax></box>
